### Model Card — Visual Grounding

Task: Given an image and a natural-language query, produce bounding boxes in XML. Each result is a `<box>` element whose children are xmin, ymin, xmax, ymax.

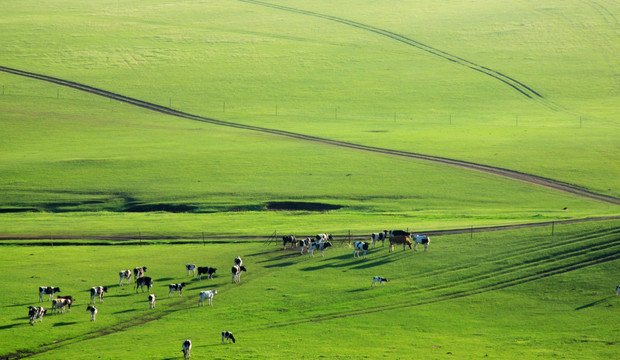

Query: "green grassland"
<box><xmin>0</xmin><ymin>221</ymin><xmax>618</xmax><ymax>359</ymax></box>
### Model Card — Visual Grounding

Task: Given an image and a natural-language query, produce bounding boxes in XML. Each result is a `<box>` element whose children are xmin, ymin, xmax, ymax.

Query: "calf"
<box><xmin>413</xmin><ymin>234</ymin><xmax>430</xmax><ymax>252</ymax></box>
<box><xmin>28</xmin><ymin>306</ymin><xmax>47</xmax><ymax>325</ymax></box>
<box><xmin>182</xmin><ymin>339</ymin><xmax>192</xmax><ymax>360</ymax></box>
<box><xmin>86</xmin><ymin>305</ymin><xmax>98</xmax><ymax>321</ymax></box>
<box><xmin>371</xmin><ymin>231</ymin><xmax>388</xmax><ymax>248</ymax></box>
<box><xmin>133</xmin><ymin>266</ymin><xmax>147</xmax><ymax>279</ymax></box>
<box><xmin>371</xmin><ymin>276</ymin><xmax>389</xmax><ymax>286</ymax></box>
<box><xmin>135</xmin><ymin>276</ymin><xmax>153</xmax><ymax>293</ymax></box>
<box><xmin>231</xmin><ymin>265</ymin><xmax>247</xmax><ymax>283</ymax></box>
<box><xmin>38</xmin><ymin>286</ymin><xmax>60</xmax><ymax>302</ymax></box>
<box><xmin>198</xmin><ymin>289</ymin><xmax>218</xmax><ymax>306</ymax></box>
<box><xmin>119</xmin><ymin>270</ymin><xmax>132</xmax><ymax>286</ymax></box>
<box><xmin>221</xmin><ymin>331</ymin><xmax>236</xmax><ymax>344</ymax></box>
<box><xmin>90</xmin><ymin>286</ymin><xmax>108</xmax><ymax>303</ymax></box>
<box><xmin>186</xmin><ymin>264</ymin><xmax>196</xmax><ymax>277</ymax></box>
<box><xmin>308</xmin><ymin>241</ymin><xmax>332</xmax><ymax>257</ymax></box>
<box><xmin>148</xmin><ymin>294</ymin><xmax>156</xmax><ymax>309</ymax></box>
<box><xmin>168</xmin><ymin>283</ymin><xmax>187</xmax><ymax>297</ymax></box>
<box><xmin>282</xmin><ymin>235</ymin><xmax>297</xmax><ymax>249</ymax></box>
<box><xmin>353</xmin><ymin>241</ymin><xmax>370</xmax><ymax>259</ymax></box>
<box><xmin>196</xmin><ymin>266</ymin><xmax>216</xmax><ymax>280</ymax></box>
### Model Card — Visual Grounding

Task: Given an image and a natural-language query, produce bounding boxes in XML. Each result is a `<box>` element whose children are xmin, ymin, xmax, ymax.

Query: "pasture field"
<box><xmin>1</xmin><ymin>221</ymin><xmax>619</xmax><ymax>359</ymax></box>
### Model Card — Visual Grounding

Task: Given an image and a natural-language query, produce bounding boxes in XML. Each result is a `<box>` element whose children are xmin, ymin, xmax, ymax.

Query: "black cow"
<box><xmin>135</xmin><ymin>276</ymin><xmax>153</xmax><ymax>293</ymax></box>
<box><xmin>168</xmin><ymin>283</ymin><xmax>186</xmax><ymax>297</ymax></box>
<box><xmin>38</xmin><ymin>286</ymin><xmax>60</xmax><ymax>302</ymax></box>
<box><xmin>197</xmin><ymin>266</ymin><xmax>216</xmax><ymax>280</ymax></box>
<box><xmin>282</xmin><ymin>235</ymin><xmax>297</xmax><ymax>249</ymax></box>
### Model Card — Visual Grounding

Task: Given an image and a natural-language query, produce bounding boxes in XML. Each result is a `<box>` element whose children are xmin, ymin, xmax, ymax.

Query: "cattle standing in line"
<box><xmin>299</xmin><ymin>238</ymin><xmax>312</xmax><ymax>255</ymax></box>
<box><xmin>308</xmin><ymin>241</ymin><xmax>332</xmax><ymax>257</ymax></box>
<box><xmin>28</xmin><ymin>306</ymin><xmax>47</xmax><ymax>325</ymax></box>
<box><xmin>86</xmin><ymin>305</ymin><xmax>98</xmax><ymax>321</ymax></box>
<box><xmin>412</xmin><ymin>235</ymin><xmax>430</xmax><ymax>251</ymax></box>
<box><xmin>198</xmin><ymin>289</ymin><xmax>218</xmax><ymax>306</ymax></box>
<box><xmin>90</xmin><ymin>286</ymin><xmax>108</xmax><ymax>303</ymax></box>
<box><xmin>38</xmin><ymin>286</ymin><xmax>60</xmax><ymax>302</ymax></box>
<box><xmin>133</xmin><ymin>266</ymin><xmax>147</xmax><ymax>279</ymax></box>
<box><xmin>231</xmin><ymin>265</ymin><xmax>247</xmax><ymax>283</ymax></box>
<box><xmin>282</xmin><ymin>235</ymin><xmax>297</xmax><ymax>249</ymax></box>
<box><xmin>353</xmin><ymin>241</ymin><xmax>370</xmax><ymax>259</ymax></box>
<box><xmin>371</xmin><ymin>231</ymin><xmax>388</xmax><ymax>248</ymax></box>
<box><xmin>182</xmin><ymin>339</ymin><xmax>192</xmax><ymax>360</ymax></box>
<box><xmin>186</xmin><ymin>264</ymin><xmax>196</xmax><ymax>277</ymax></box>
<box><xmin>196</xmin><ymin>266</ymin><xmax>216</xmax><ymax>280</ymax></box>
<box><xmin>222</xmin><ymin>331</ymin><xmax>236</xmax><ymax>344</ymax></box>
<box><xmin>135</xmin><ymin>277</ymin><xmax>153</xmax><ymax>293</ymax></box>
<box><xmin>119</xmin><ymin>270</ymin><xmax>132</xmax><ymax>286</ymax></box>
<box><xmin>148</xmin><ymin>294</ymin><xmax>156</xmax><ymax>309</ymax></box>
<box><xmin>372</xmin><ymin>276</ymin><xmax>389</xmax><ymax>286</ymax></box>
<box><xmin>388</xmin><ymin>235</ymin><xmax>412</xmax><ymax>252</ymax></box>
<box><xmin>168</xmin><ymin>283</ymin><xmax>186</xmax><ymax>297</ymax></box>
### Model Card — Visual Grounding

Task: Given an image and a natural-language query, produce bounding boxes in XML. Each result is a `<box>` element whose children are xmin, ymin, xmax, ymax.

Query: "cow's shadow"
<box><xmin>53</xmin><ymin>321</ymin><xmax>77</xmax><ymax>327</ymax></box>
<box><xmin>0</xmin><ymin>322</ymin><xmax>25</xmax><ymax>329</ymax></box>
<box><xmin>575</xmin><ymin>296</ymin><xmax>614</xmax><ymax>311</ymax></box>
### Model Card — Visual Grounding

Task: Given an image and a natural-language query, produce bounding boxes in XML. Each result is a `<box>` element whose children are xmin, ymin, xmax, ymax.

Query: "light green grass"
<box><xmin>1</xmin><ymin>221</ymin><xmax>618</xmax><ymax>359</ymax></box>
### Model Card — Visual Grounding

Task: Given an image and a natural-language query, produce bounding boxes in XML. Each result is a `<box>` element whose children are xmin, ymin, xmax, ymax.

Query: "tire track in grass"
<box><xmin>237</xmin><ymin>0</ymin><xmax>564</xmax><ymax>111</ymax></box>
<box><xmin>1</xmin><ymin>65</ymin><xmax>619</xmax><ymax>206</ymax></box>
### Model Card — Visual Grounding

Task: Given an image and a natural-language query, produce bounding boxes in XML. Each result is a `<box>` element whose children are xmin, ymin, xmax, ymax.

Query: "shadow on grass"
<box><xmin>264</xmin><ymin>261</ymin><xmax>297</xmax><ymax>268</ymax></box>
<box><xmin>575</xmin><ymin>296</ymin><xmax>614</xmax><ymax>310</ymax></box>
<box><xmin>0</xmin><ymin>322</ymin><xmax>25</xmax><ymax>330</ymax></box>
<box><xmin>53</xmin><ymin>321</ymin><xmax>77</xmax><ymax>327</ymax></box>
<box><xmin>113</xmin><ymin>309</ymin><xmax>137</xmax><ymax>315</ymax></box>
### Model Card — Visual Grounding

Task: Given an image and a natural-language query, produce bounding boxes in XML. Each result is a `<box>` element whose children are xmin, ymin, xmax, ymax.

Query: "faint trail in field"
<box><xmin>237</xmin><ymin>0</ymin><xmax>564</xmax><ymax>112</ymax></box>
<box><xmin>1</xmin><ymin>64</ymin><xmax>620</xmax><ymax>206</ymax></box>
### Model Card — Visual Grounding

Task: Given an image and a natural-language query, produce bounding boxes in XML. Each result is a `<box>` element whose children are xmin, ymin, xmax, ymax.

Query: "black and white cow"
<box><xmin>370</xmin><ymin>231</ymin><xmax>388</xmax><ymax>248</ymax></box>
<box><xmin>86</xmin><ymin>305</ymin><xmax>98</xmax><ymax>321</ymax></box>
<box><xmin>221</xmin><ymin>331</ymin><xmax>236</xmax><ymax>344</ymax></box>
<box><xmin>412</xmin><ymin>234</ymin><xmax>430</xmax><ymax>252</ymax></box>
<box><xmin>282</xmin><ymin>235</ymin><xmax>297</xmax><ymax>249</ymax></box>
<box><xmin>315</xmin><ymin>233</ymin><xmax>333</xmax><ymax>243</ymax></box>
<box><xmin>389</xmin><ymin>230</ymin><xmax>410</xmax><ymax>237</ymax></box>
<box><xmin>182</xmin><ymin>339</ymin><xmax>192</xmax><ymax>360</ymax></box>
<box><xmin>234</xmin><ymin>256</ymin><xmax>243</xmax><ymax>267</ymax></box>
<box><xmin>371</xmin><ymin>276</ymin><xmax>389</xmax><ymax>286</ymax></box>
<box><xmin>186</xmin><ymin>264</ymin><xmax>196</xmax><ymax>277</ymax></box>
<box><xmin>28</xmin><ymin>306</ymin><xmax>47</xmax><ymax>325</ymax></box>
<box><xmin>308</xmin><ymin>241</ymin><xmax>332</xmax><ymax>257</ymax></box>
<box><xmin>52</xmin><ymin>296</ymin><xmax>74</xmax><ymax>314</ymax></box>
<box><xmin>133</xmin><ymin>266</ymin><xmax>147</xmax><ymax>279</ymax></box>
<box><xmin>231</xmin><ymin>265</ymin><xmax>247</xmax><ymax>283</ymax></box>
<box><xmin>38</xmin><ymin>286</ymin><xmax>60</xmax><ymax>302</ymax></box>
<box><xmin>353</xmin><ymin>241</ymin><xmax>370</xmax><ymax>259</ymax></box>
<box><xmin>299</xmin><ymin>238</ymin><xmax>312</xmax><ymax>255</ymax></box>
<box><xmin>197</xmin><ymin>266</ymin><xmax>217</xmax><ymax>280</ymax></box>
<box><xmin>90</xmin><ymin>286</ymin><xmax>108</xmax><ymax>303</ymax></box>
<box><xmin>616</xmin><ymin>285</ymin><xmax>620</xmax><ymax>296</ymax></box>
<box><xmin>119</xmin><ymin>270</ymin><xmax>132</xmax><ymax>286</ymax></box>
<box><xmin>148</xmin><ymin>294</ymin><xmax>156</xmax><ymax>309</ymax></box>
<box><xmin>168</xmin><ymin>283</ymin><xmax>186</xmax><ymax>297</ymax></box>
<box><xmin>198</xmin><ymin>289</ymin><xmax>218</xmax><ymax>306</ymax></box>
<box><xmin>135</xmin><ymin>277</ymin><xmax>153</xmax><ymax>293</ymax></box>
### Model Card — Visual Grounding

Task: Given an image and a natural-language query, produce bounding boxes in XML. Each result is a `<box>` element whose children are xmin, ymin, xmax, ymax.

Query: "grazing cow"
<box><xmin>182</xmin><ymin>339</ymin><xmax>192</xmax><ymax>360</ymax></box>
<box><xmin>234</xmin><ymin>256</ymin><xmax>243</xmax><ymax>267</ymax></box>
<box><xmin>308</xmin><ymin>241</ymin><xmax>332</xmax><ymax>257</ymax></box>
<box><xmin>197</xmin><ymin>266</ymin><xmax>217</xmax><ymax>280</ymax></box>
<box><xmin>148</xmin><ymin>294</ymin><xmax>156</xmax><ymax>309</ymax></box>
<box><xmin>299</xmin><ymin>238</ymin><xmax>312</xmax><ymax>255</ymax></box>
<box><xmin>616</xmin><ymin>285</ymin><xmax>620</xmax><ymax>296</ymax></box>
<box><xmin>119</xmin><ymin>270</ymin><xmax>132</xmax><ymax>286</ymax></box>
<box><xmin>412</xmin><ymin>234</ymin><xmax>430</xmax><ymax>251</ymax></box>
<box><xmin>133</xmin><ymin>266</ymin><xmax>147</xmax><ymax>279</ymax></box>
<box><xmin>372</xmin><ymin>276</ymin><xmax>389</xmax><ymax>286</ymax></box>
<box><xmin>52</xmin><ymin>296</ymin><xmax>74</xmax><ymax>314</ymax></box>
<box><xmin>353</xmin><ymin>241</ymin><xmax>370</xmax><ymax>259</ymax></box>
<box><xmin>371</xmin><ymin>231</ymin><xmax>388</xmax><ymax>248</ymax></box>
<box><xmin>90</xmin><ymin>286</ymin><xmax>108</xmax><ymax>303</ymax></box>
<box><xmin>389</xmin><ymin>235</ymin><xmax>412</xmax><ymax>252</ymax></box>
<box><xmin>28</xmin><ymin>306</ymin><xmax>47</xmax><ymax>325</ymax></box>
<box><xmin>38</xmin><ymin>286</ymin><xmax>60</xmax><ymax>302</ymax></box>
<box><xmin>231</xmin><ymin>265</ymin><xmax>247</xmax><ymax>283</ymax></box>
<box><xmin>282</xmin><ymin>235</ymin><xmax>297</xmax><ymax>249</ymax></box>
<box><xmin>198</xmin><ymin>289</ymin><xmax>218</xmax><ymax>306</ymax></box>
<box><xmin>135</xmin><ymin>277</ymin><xmax>153</xmax><ymax>293</ymax></box>
<box><xmin>222</xmin><ymin>331</ymin><xmax>236</xmax><ymax>344</ymax></box>
<box><xmin>86</xmin><ymin>305</ymin><xmax>98</xmax><ymax>321</ymax></box>
<box><xmin>186</xmin><ymin>264</ymin><xmax>196</xmax><ymax>277</ymax></box>
<box><xmin>168</xmin><ymin>283</ymin><xmax>187</xmax><ymax>297</ymax></box>
<box><xmin>315</xmin><ymin>233</ymin><xmax>333</xmax><ymax>243</ymax></box>
<box><xmin>389</xmin><ymin>230</ymin><xmax>410</xmax><ymax>237</ymax></box>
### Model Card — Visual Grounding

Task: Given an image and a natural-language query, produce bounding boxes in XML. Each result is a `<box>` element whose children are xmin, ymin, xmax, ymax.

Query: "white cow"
<box><xmin>119</xmin><ymin>269</ymin><xmax>132</xmax><ymax>286</ymax></box>
<box><xmin>353</xmin><ymin>241</ymin><xmax>370</xmax><ymax>259</ymax></box>
<box><xmin>86</xmin><ymin>305</ymin><xmax>98</xmax><ymax>321</ymax></box>
<box><xmin>148</xmin><ymin>294</ymin><xmax>156</xmax><ymax>309</ymax></box>
<box><xmin>186</xmin><ymin>264</ymin><xmax>196</xmax><ymax>277</ymax></box>
<box><xmin>182</xmin><ymin>339</ymin><xmax>192</xmax><ymax>359</ymax></box>
<box><xmin>412</xmin><ymin>234</ymin><xmax>430</xmax><ymax>251</ymax></box>
<box><xmin>198</xmin><ymin>289</ymin><xmax>218</xmax><ymax>306</ymax></box>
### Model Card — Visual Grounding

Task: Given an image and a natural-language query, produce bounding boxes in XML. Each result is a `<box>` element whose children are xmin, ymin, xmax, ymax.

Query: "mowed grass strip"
<box><xmin>1</xmin><ymin>221</ymin><xmax>618</xmax><ymax>359</ymax></box>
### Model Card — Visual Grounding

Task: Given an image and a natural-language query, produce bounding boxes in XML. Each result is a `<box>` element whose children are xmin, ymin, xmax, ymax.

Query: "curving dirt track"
<box><xmin>1</xmin><ymin>65</ymin><xmax>619</xmax><ymax>206</ymax></box>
